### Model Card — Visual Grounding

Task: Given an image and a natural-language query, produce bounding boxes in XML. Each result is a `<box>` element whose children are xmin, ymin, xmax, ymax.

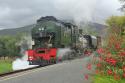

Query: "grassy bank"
<box><xmin>93</xmin><ymin>75</ymin><xmax>125</xmax><ymax>83</ymax></box>
<box><xmin>0</xmin><ymin>60</ymin><xmax>13</xmax><ymax>74</ymax></box>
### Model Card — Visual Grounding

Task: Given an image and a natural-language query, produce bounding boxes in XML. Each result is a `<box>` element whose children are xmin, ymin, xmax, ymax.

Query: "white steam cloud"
<box><xmin>13</xmin><ymin>36</ymin><xmax>37</xmax><ymax>70</ymax></box>
<box><xmin>12</xmin><ymin>54</ymin><xmax>37</xmax><ymax>70</ymax></box>
<box><xmin>53</xmin><ymin>0</ymin><xmax>122</xmax><ymax>24</ymax></box>
<box><xmin>53</xmin><ymin>0</ymin><xmax>97</xmax><ymax>23</ymax></box>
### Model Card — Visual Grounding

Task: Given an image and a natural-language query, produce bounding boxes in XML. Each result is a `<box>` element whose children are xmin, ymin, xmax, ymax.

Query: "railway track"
<box><xmin>0</xmin><ymin>62</ymin><xmax>55</xmax><ymax>78</ymax></box>
<box><xmin>0</xmin><ymin>66</ymin><xmax>40</xmax><ymax>77</ymax></box>
<box><xmin>0</xmin><ymin>54</ymin><xmax>84</xmax><ymax>78</ymax></box>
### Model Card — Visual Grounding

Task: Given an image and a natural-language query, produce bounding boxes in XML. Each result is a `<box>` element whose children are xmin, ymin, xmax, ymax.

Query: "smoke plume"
<box><xmin>12</xmin><ymin>36</ymin><xmax>37</xmax><ymax>70</ymax></box>
<box><xmin>12</xmin><ymin>54</ymin><xmax>37</xmax><ymax>70</ymax></box>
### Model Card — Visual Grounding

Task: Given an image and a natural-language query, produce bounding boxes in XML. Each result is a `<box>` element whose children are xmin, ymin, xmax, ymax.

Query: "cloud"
<box><xmin>0</xmin><ymin>0</ymin><xmax>122</xmax><ymax>29</ymax></box>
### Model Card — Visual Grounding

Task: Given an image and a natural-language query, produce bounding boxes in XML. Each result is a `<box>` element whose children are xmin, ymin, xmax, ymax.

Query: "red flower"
<box><xmin>109</xmin><ymin>58</ymin><xmax>117</xmax><ymax>66</ymax></box>
<box><xmin>84</xmin><ymin>74</ymin><xmax>89</xmax><ymax>80</ymax></box>
<box><xmin>107</xmin><ymin>70</ymin><xmax>112</xmax><ymax>75</ymax></box>
<box><xmin>97</xmin><ymin>48</ymin><xmax>104</xmax><ymax>54</ymax></box>
<box><xmin>96</xmin><ymin>63</ymin><xmax>101</xmax><ymax>68</ymax></box>
<box><xmin>105</xmin><ymin>58</ymin><xmax>117</xmax><ymax>66</ymax></box>
<box><xmin>122</xmin><ymin>65</ymin><xmax>125</xmax><ymax>72</ymax></box>
<box><xmin>105</xmin><ymin>57</ymin><xmax>110</xmax><ymax>63</ymax></box>
<box><xmin>120</xmin><ymin>52</ymin><xmax>125</xmax><ymax>56</ymax></box>
<box><xmin>95</xmin><ymin>70</ymin><xmax>99</xmax><ymax>74</ymax></box>
<box><xmin>86</xmin><ymin>63</ymin><xmax>91</xmax><ymax>70</ymax></box>
<box><xmin>84</xmin><ymin>51</ymin><xmax>91</xmax><ymax>56</ymax></box>
<box><xmin>115</xmin><ymin>43</ymin><xmax>121</xmax><ymax>50</ymax></box>
<box><xmin>123</xmin><ymin>73</ymin><xmax>125</xmax><ymax>78</ymax></box>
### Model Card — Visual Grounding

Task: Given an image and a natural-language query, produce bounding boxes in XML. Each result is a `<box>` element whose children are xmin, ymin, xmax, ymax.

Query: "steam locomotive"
<box><xmin>27</xmin><ymin>16</ymin><xmax>101</xmax><ymax>65</ymax></box>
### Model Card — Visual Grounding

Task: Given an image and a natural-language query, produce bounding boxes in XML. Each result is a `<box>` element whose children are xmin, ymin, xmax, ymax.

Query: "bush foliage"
<box><xmin>94</xmin><ymin>16</ymin><xmax>125</xmax><ymax>80</ymax></box>
<box><xmin>0</xmin><ymin>35</ymin><xmax>23</xmax><ymax>58</ymax></box>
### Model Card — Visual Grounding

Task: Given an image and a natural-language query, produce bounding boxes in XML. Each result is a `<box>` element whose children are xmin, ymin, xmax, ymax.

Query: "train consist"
<box><xmin>79</xmin><ymin>35</ymin><xmax>101</xmax><ymax>50</ymax></box>
<box><xmin>27</xmin><ymin>16</ymin><xmax>101</xmax><ymax>65</ymax></box>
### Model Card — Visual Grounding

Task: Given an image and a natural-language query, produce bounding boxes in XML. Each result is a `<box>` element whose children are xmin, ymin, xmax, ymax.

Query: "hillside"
<box><xmin>0</xmin><ymin>21</ymin><xmax>106</xmax><ymax>36</ymax></box>
<box><xmin>0</xmin><ymin>24</ymin><xmax>35</xmax><ymax>36</ymax></box>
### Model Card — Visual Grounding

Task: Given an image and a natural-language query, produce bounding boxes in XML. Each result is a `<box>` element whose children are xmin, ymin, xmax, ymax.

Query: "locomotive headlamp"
<box><xmin>42</xmin><ymin>28</ymin><xmax>44</xmax><ymax>31</ymax></box>
<box><xmin>29</xmin><ymin>56</ymin><xmax>34</xmax><ymax>60</ymax></box>
<box><xmin>39</xmin><ymin>27</ymin><xmax>45</xmax><ymax>31</ymax></box>
<box><xmin>38</xmin><ymin>28</ymin><xmax>42</xmax><ymax>31</ymax></box>
<box><xmin>31</xmin><ymin>40</ymin><xmax>35</xmax><ymax>45</ymax></box>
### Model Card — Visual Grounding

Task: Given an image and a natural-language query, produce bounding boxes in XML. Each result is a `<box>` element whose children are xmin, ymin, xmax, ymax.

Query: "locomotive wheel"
<box><xmin>29</xmin><ymin>61</ymin><xmax>33</xmax><ymax>65</ymax></box>
<box><xmin>39</xmin><ymin>60</ymin><xmax>47</xmax><ymax>66</ymax></box>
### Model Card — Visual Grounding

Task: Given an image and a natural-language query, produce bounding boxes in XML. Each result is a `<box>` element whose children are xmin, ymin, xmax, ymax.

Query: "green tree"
<box><xmin>0</xmin><ymin>39</ymin><xmax>7</xmax><ymax>58</ymax></box>
<box><xmin>119</xmin><ymin>0</ymin><xmax>125</xmax><ymax>11</ymax></box>
<box><xmin>106</xmin><ymin>16</ymin><xmax>125</xmax><ymax>36</ymax></box>
<box><xmin>0</xmin><ymin>35</ymin><xmax>22</xmax><ymax>58</ymax></box>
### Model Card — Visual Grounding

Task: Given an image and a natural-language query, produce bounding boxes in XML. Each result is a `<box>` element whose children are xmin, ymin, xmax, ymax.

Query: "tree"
<box><xmin>0</xmin><ymin>35</ymin><xmax>22</xmax><ymax>58</ymax></box>
<box><xmin>0</xmin><ymin>39</ymin><xmax>7</xmax><ymax>58</ymax></box>
<box><xmin>119</xmin><ymin>0</ymin><xmax>125</xmax><ymax>11</ymax></box>
<box><xmin>106</xmin><ymin>16</ymin><xmax>125</xmax><ymax>36</ymax></box>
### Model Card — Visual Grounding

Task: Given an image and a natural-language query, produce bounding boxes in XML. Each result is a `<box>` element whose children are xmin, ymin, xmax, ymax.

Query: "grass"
<box><xmin>93</xmin><ymin>74</ymin><xmax>125</xmax><ymax>83</ymax></box>
<box><xmin>0</xmin><ymin>60</ymin><xmax>13</xmax><ymax>74</ymax></box>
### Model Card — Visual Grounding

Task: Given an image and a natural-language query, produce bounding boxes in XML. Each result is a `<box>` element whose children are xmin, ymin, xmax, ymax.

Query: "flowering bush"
<box><xmin>84</xmin><ymin>16</ymin><xmax>125</xmax><ymax>81</ymax></box>
<box><xmin>93</xmin><ymin>18</ymin><xmax>125</xmax><ymax>80</ymax></box>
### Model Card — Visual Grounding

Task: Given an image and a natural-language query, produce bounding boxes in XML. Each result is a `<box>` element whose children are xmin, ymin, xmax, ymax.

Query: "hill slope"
<box><xmin>0</xmin><ymin>24</ymin><xmax>35</xmax><ymax>36</ymax></box>
<box><xmin>0</xmin><ymin>22</ymin><xmax>106</xmax><ymax>36</ymax></box>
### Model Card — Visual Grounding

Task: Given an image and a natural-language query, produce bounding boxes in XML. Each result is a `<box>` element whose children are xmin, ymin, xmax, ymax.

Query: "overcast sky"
<box><xmin>0</xmin><ymin>0</ymin><xmax>123</xmax><ymax>29</ymax></box>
